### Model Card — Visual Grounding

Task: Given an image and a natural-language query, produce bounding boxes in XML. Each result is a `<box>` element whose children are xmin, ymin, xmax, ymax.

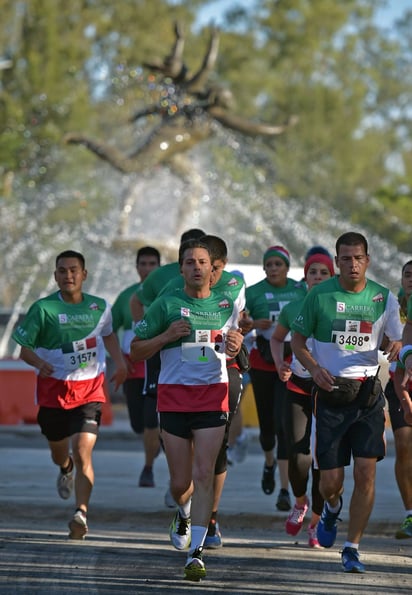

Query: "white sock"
<box><xmin>189</xmin><ymin>525</ymin><xmax>207</xmax><ymax>555</ymax></box>
<box><xmin>178</xmin><ymin>497</ymin><xmax>192</xmax><ymax>519</ymax></box>
<box><xmin>327</xmin><ymin>501</ymin><xmax>341</xmax><ymax>514</ymax></box>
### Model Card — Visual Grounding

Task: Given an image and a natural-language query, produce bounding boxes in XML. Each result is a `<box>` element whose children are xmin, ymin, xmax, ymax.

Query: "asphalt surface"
<box><xmin>0</xmin><ymin>407</ymin><xmax>411</xmax><ymax>594</ymax></box>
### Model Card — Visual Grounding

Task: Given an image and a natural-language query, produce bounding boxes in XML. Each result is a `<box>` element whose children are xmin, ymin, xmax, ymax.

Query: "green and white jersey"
<box><xmin>291</xmin><ymin>276</ymin><xmax>402</xmax><ymax>378</ymax></box>
<box><xmin>111</xmin><ymin>281</ymin><xmax>145</xmax><ymax>378</ymax></box>
<box><xmin>159</xmin><ymin>269</ymin><xmax>246</xmax><ymax>315</ymax></box>
<box><xmin>136</xmin><ymin>262</ymin><xmax>180</xmax><ymax>307</ymax></box>
<box><xmin>278</xmin><ymin>298</ymin><xmax>310</xmax><ymax>378</ymax></box>
<box><xmin>134</xmin><ymin>289</ymin><xmax>238</xmax><ymax>412</ymax></box>
<box><xmin>12</xmin><ymin>291</ymin><xmax>112</xmax><ymax>408</ymax></box>
<box><xmin>246</xmin><ymin>278</ymin><xmax>306</xmax><ymax>340</ymax></box>
<box><xmin>112</xmin><ymin>282</ymin><xmax>140</xmax><ymax>354</ymax></box>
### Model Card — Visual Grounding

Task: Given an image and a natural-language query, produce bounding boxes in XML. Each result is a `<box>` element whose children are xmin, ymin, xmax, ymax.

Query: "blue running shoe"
<box><xmin>204</xmin><ymin>520</ymin><xmax>222</xmax><ymax>549</ymax></box>
<box><xmin>341</xmin><ymin>547</ymin><xmax>365</xmax><ymax>573</ymax></box>
<box><xmin>317</xmin><ymin>497</ymin><xmax>342</xmax><ymax>548</ymax></box>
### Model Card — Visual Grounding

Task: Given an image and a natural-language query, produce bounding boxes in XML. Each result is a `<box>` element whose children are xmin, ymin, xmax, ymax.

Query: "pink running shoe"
<box><xmin>308</xmin><ymin>524</ymin><xmax>322</xmax><ymax>548</ymax></box>
<box><xmin>285</xmin><ymin>497</ymin><xmax>309</xmax><ymax>536</ymax></box>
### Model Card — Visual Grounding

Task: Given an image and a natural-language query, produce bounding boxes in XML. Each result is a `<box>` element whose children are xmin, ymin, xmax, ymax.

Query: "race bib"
<box><xmin>61</xmin><ymin>337</ymin><xmax>98</xmax><ymax>372</ymax></box>
<box><xmin>331</xmin><ymin>319</ymin><xmax>372</xmax><ymax>352</ymax></box>
<box><xmin>181</xmin><ymin>329</ymin><xmax>225</xmax><ymax>363</ymax></box>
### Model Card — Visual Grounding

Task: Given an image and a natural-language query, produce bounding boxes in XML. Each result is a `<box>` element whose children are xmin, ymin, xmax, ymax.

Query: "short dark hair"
<box><xmin>402</xmin><ymin>260</ymin><xmax>412</xmax><ymax>275</ymax></box>
<box><xmin>336</xmin><ymin>232</ymin><xmax>368</xmax><ymax>256</ymax></box>
<box><xmin>55</xmin><ymin>250</ymin><xmax>85</xmax><ymax>269</ymax></box>
<box><xmin>178</xmin><ymin>239</ymin><xmax>211</xmax><ymax>266</ymax></box>
<box><xmin>136</xmin><ymin>246</ymin><xmax>161</xmax><ymax>265</ymax></box>
<box><xmin>179</xmin><ymin>228</ymin><xmax>206</xmax><ymax>245</ymax></box>
<box><xmin>200</xmin><ymin>235</ymin><xmax>227</xmax><ymax>262</ymax></box>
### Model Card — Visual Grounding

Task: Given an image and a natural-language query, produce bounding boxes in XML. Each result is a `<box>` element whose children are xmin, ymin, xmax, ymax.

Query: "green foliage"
<box><xmin>1</xmin><ymin>0</ymin><xmax>412</xmax><ymax>310</ymax></box>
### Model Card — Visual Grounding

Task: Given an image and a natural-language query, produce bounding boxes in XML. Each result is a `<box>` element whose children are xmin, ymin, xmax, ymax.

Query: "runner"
<box><xmin>391</xmin><ymin>261</ymin><xmax>412</xmax><ymax>538</ymax></box>
<box><xmin>130</xmin><ymin>239</ymin><xmax>243</xmax><ymax>581</ymax></box>
<box><xmin>111</xmin><ymin>246</ymin><xmax>161</xmax><ymax>487</ymax></box>
<box><xmin>12</xmin><ymin>250</ymin><xmax>127</xmax><ymax>539</ymax></box>
<box><xmin>291</xmin><ymin>232</ymin><xmax>402</xmax><ymax>573</ymax></box>
<box><xmin>245</xmin><ymin>245</ymin><xmax>306</xmax><ymax>511</ymax></box>
<box><xmin>271</xmin><ymin>251</ymin><xmax>334</xmax><ymax>547</ymax></box>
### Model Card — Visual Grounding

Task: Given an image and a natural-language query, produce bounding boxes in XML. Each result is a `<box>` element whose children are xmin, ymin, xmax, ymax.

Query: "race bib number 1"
<box><xmin>181</xmin><ymin>330</ymin><xmax>224</xmax><ymax>363</ymax></box>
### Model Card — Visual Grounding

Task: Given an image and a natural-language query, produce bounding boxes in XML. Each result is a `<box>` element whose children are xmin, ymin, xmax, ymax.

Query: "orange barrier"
<box><xmin>0</xmin><ymin>359</ymin><xmax>113</xmax><ymax>425</ymax></box>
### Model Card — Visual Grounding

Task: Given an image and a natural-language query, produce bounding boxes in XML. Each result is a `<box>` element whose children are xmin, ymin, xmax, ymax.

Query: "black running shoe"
<box><xmin>261</xmin><ymin>462</ymin><xmax>276</xmax><ymax>495</ymax></box>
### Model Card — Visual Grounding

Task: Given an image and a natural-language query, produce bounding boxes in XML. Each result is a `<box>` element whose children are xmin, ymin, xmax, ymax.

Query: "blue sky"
<box><xmin>195</xmin><ymin>0</ymin><xmax>412</xmax><ymax>30</ymax></box>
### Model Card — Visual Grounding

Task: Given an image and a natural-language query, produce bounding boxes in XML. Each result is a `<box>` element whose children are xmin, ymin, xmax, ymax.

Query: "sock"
<box><xmin>207</xmin><ymin>512</ymin><xmax>218</xmax><ymax>535</ymax></box>
<box><xmin>178</xmin><ymin>497</ymin><xmax>192</xmax><ymax>519</ymax></box>
<box><xmin>264</xmin><ymin>463</ymin><xmax>275</xmax><ymax>471</ymax></box>
<box><xmin>343</xmin><ymin>541</ymin><xmax>358</xmax><ymax>550</ymax></box>
<box><xmin>189</xmin><ymin>525</ymin><xmax>207</xmax><ymax>555</ymax></box>
<box><xmin>60</xmin><ymin>457</ymin><xmax>73</xmax><ymax>474</ymax></box>
<box><xmin>326</xmin><ymin>501</ymin><xmax>341</xmax><ymax>514</ymax></box>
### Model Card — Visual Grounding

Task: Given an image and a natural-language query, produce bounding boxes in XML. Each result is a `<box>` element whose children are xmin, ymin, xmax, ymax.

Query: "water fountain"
<box><xmin>0</xmin><ymin>23</ymin><xmax>408</xmax><ymax>359</ymax></box>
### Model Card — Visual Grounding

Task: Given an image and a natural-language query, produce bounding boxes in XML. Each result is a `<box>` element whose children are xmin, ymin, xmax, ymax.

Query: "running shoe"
<box><xmin>184</xmin><ymin>547</ymin><xmax>206</xmax><ymax>581</ymax></box>
<box><xmin>276</xmin><ymin>488</ymin><xmax>291</xmax><ymax>511</ymax></box>
<box><xmin>395</xmin><ymin>514</ymin><xmax>412</xmax><ymax>539</ymax></box>
<box><xmin>68</xmin><ymin>508</ymin><xmax>88</xmax><ymax>540</ymax></box>
<box><xmin>138</xmin><ymin>465</ymin><xmax>155</xmax><ymax>487</ymax></box>
<box><xmin>57</xmin><ymin>458</ymin><xmax>74</xmax><ymax>500</ymax></box>
<box><xmin>317</xmin><ymin>497</ymin><xmax>342</xmax><ymax>548</ymax></box>
<box><xmin>204</xmin><ymin>520</ymin><xmax>222</xmax><ymax>549</ymax></box>
<box><xmin>164</xmin><ymin>486</ymin><xmax>175</xmax><ymax>508</ymax></box>
<box><xmin>169</xmin><ymin>511</ymin><xmax>191</xmax><ymax>550</ymax></box>
<box><xmin>307</xmin><ymin>524</ymin><xmax>322</xmax><ymax>548</ymax></box>
<box><xmin>341</xmin><ymin>547</ymin><xmax>365</xmax><ymax>573</ymax></box>
<box><xmin>234</xmin><ymin>433</ymin><xmax>249</xmax><ymax>463</ymax></box>
<box><xmin>285</xmin><ymin>497</ymin><xmax>309</xmax><ymax>536</ymax></box>
<box><xmin>261</xmin><ymin>462</ymin><xmax>276</xmax><ymax>495</ymax></box>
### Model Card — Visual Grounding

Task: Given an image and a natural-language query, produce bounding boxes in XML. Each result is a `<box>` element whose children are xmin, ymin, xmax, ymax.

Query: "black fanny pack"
<box><xmin>315</xmin><ymin>372</ymin><xmax>382</xmax><ymax>409</ymax></box>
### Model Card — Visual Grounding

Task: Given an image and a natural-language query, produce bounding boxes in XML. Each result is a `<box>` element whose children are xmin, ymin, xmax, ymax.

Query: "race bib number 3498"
<box><xmin>331</xmin><ymin>319</ymin><xmax>372</xmax><ymax>352</ymax></box>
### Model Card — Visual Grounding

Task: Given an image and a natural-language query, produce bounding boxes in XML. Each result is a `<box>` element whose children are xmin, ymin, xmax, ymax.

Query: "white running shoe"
<box><xmin>68</xmin><ymin>508</ymin><xmax>88</xmax><ymax>540</ymax></box>
<box><xmin>169</xmin><ymin>511</ymin><xmax>191</xmax><ymax>550</ymax></box>
<box><xmin>184</xmin><ymin>547</ymin><xmax>206</xmax><ymax>581</ymax></box>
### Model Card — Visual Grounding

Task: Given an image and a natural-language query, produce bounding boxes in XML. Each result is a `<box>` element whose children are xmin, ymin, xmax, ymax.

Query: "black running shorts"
<box><xmin>159</xmin><ymin>411</ymin><xmax>229</xmax><ymax>439</ymax></box>
<box><xmin>37</xmin><ymin>402</ymin><xmax>102</xmax><ymax>442</ymax></box>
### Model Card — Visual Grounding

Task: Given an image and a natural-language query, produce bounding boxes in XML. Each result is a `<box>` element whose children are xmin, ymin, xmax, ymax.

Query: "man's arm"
<box><xmin>291</xmin><ymin>332</ymin><xmax>335</xmax><ymax>391</ymax></box>
<box><xmin>130</xmin><ymin>319</ymin><xmax>192</xmax><ymax>362</ymax></box>
<box><xmin>393</xmin><ymin>365</ymin><xmax>412</xmax><ymax>425</ymax></box>
<box><xmin>19</xmin><ymin>346</ymin><xmax>54</xmax><ymax>377</ymax></box>
<box><xmin>270</xmin><ymin>324</ymin><xmax>291</xmax><ymax>382</ymax></box>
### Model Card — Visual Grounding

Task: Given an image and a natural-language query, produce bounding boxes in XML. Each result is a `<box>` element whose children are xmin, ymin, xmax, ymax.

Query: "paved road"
<box><xmin>0</xmin><ymin>413</ymin><xmax>411</xmax><ymax>594</ymax></box>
